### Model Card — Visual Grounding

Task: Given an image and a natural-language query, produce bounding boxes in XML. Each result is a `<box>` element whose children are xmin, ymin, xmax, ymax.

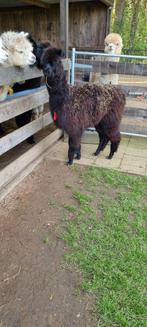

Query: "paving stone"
<box><xmin>46</xmin><ymin>137</ymin><xmax>147</xmax><ymax>176</ymax></box>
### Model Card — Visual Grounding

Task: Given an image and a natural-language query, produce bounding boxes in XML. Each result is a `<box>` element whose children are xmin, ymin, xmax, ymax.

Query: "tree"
<box><xmin>129</xmin><ymin>0</ymin><xmax>141</xmax><ymax>49</ymax></box>
<box><xmin>112</xmin><ymin>0</ymin><xmax>126</xmax><ymax>33</ymax></box>
<box><xmin>111</xmin><ymin>0</ymin><xmax>147</xmax><ymax>54</ymax></box>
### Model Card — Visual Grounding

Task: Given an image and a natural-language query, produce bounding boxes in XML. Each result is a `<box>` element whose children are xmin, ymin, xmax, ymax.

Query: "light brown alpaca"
<box><xmin>91</xmin><ymin>33</ymin><xmax>123</xmax><ymax>85</ymax></box>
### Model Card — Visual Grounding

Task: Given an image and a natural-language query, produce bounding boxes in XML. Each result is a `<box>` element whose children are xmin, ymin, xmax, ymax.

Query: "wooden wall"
<box><xmin>0</xmin><ymin>2</ymin><xmax>107</xmax><ymax>50</ymax></box>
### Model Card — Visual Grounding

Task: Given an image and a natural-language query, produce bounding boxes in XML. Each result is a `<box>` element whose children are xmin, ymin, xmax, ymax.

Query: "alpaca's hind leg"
<box><xmin>107</xmin><ymin>140</ymin><xmax>120</xmax><ymax>159</ymax></box>
<box><xmin>74</xmin><ymin>145</ymin><xmax>81</xmax><ymax>160</ymax></box>
<box><xmin>107</xmin><ymin>134</ymin><xmax>121</xmax><ymax>159</ymax></box>
<box><xmin>94</xmin><ymin>132</ymin><xmax>109</xmax><ymax>156</ymax></box>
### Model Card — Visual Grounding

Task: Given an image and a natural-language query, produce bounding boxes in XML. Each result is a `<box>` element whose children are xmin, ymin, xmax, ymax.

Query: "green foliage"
<box><xmin>111</xmin><ymin>0</ymin><xmax>147</xmax><ymax>55</ymax></box>
<box><xmin>63</xmin><ymin>167</ymin><xmax>147</xmax><ymax>327</ymax></box>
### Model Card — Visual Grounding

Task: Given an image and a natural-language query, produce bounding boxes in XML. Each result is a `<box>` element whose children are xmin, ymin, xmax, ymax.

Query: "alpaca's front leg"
<box><xmin>67</xmin><ymin>135</ymin><xmax>81</xmax><ymax>165</ymax></box>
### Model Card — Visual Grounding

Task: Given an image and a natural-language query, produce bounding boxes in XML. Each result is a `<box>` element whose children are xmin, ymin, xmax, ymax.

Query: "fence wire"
<box><xmin>70</xmin><ymin>48</ymin><xmax>147</xmax><ymax>138</ymax></box>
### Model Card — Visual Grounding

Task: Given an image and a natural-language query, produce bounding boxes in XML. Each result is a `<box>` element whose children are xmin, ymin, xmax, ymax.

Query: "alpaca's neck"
<box><xmin>47</xmin><ymin>74</ymin><xmax>69</xmax><ymax>115</ymax></box>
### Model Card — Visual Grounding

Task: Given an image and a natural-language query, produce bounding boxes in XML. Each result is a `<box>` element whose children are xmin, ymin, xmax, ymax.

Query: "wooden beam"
<box><xmin>0</xmin><ymin>59</ymin><xmax>70</xmax><ymax>86</ymax></box>
<box><xmin>106</xmin><ymin>6</ymin><xmax>112</xmax><ymax>35</ymax></box>
<box><xmin>75</xmin><ymin>59</ymin><xmax>147</xmax><ymax>76</ymax></box>
<box><xmin>100</xmin><ymin>0</ymin><xmax>114</xmax><ymax>6</ymax></box>
<box><xmin>20</xmin><ymin>0</ymin><xmax>50</xmax><ymax>8</ymax></box>
<box><xmin>0</xmin><ymin>112</ymin><xmax>52</xmax><ymax>156</ymax></box>
<box><xmin>60</xmin><ymin>0</ymin><xmax>69</xmax><ymax>57</ymax></box>
<box><xmin>126</xmin><ymin>97</ymin><xmax>147</xmax><ymax>110</ymax></box>
<box><xmin>0</xmin><ymin>87</ymin><xmax>48</xmax><ymax>123</ymax></box>
<box><xmin>0</xmin><ymin>66</ymin><xmax>43</xmax><ymax>86</ymax></box>
<box><xmin>0</xmin><ymin>129</ymin><xmax>62</xmax><ymax>200</ymax></box>
<box><xmin>92</xmin><ymin>61</ymin><xmax>147</xmax><ymax>76</ymax></box>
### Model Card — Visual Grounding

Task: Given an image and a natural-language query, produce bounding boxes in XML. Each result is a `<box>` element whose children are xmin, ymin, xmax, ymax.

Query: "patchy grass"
<box><xmin>63</xmin><ymin>204</ymin><xmax>77</xmax><ymax>213</ymax></box>
<box><xmin>43</xmin><ymin>235</ymin><xmax>50</xmax><ymax>245</ymax></box>
<box><xmin>63</xmin><ymin>167</ymin><xmax>147</xmax><ymax>327</ymax></box>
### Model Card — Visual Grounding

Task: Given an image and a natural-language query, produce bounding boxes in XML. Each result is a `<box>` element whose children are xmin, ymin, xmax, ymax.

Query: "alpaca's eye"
<box><xmin>18</xmin><ymin>50</ymin><xmax>23</xmax><ymax>54</ymax></box>
<box><xmin>116</xmin><ymin>43</ymin><xmax>119</xmax><ymax>46</ymax></box>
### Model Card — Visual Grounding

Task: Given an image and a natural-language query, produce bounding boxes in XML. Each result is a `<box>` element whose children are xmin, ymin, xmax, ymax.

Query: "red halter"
<box><xmin>53</xmin><ymin>112</ymin><xmax>57</xmax><ymax>121</ymax></box>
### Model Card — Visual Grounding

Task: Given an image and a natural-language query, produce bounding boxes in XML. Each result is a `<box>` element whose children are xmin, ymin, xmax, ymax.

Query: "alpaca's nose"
<box><xmin>32</xmin><ymin>54</ymin><xmax>36</xmax><ymax>61</ymax></box>
<box><xmin>30</xmin><ymin>54</ymin><xmax>36</xmax><ymax>64</ymax></box>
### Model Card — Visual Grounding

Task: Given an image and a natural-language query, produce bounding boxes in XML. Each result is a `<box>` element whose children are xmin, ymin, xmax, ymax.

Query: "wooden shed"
<box><xmin>0</xmin><ymin>0</ymin><xmax>113</xmax><ymax>53</ymax></box>
<box><xmin>0</xmin><ymin>0</ymin><xmax>113</xmax><ymax>199</ymax></box>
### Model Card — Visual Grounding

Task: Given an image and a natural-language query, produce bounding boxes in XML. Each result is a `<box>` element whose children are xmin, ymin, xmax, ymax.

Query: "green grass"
<box><xmin>63</xmin><ymin>167</ymin><xmax>147</xmax><ymax>327</ymax></box>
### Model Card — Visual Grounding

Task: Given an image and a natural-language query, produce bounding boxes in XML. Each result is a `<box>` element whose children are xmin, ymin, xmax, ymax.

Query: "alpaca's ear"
<box><xmin>20</xmin><ymin>32</ymin><xmax>29</xmax><ymax>37</ymax></box>
<box><xmin>27</xmin><ymin>34</ymin><xmax>37</xmax><ymax>48</ymax></box>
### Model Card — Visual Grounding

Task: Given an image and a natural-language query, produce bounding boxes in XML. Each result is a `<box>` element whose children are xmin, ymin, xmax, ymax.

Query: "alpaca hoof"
<box><xmin>93</xmin><ymin>151</ymin><xmax>99</xmax><ymax>156</ymax></box>
<box><xmin>74</xmin><ymin>154</ymin><xmax>81</xmax><ymax>160</ymax></box>
<box><xmin>66</xmin><ymin>161</ymin><xmax>73</xmax><ymax>166</ymax></box>
<box><xmin>106</xmin><ymin>155</ymin><xmax>112</xmax><ymax>160</ymax></box>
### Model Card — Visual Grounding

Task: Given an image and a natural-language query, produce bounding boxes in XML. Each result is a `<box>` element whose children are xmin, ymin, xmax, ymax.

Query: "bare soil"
<box><xmin>0</xmin><ymin>159</ymin><xmax>96</xmax><ymax>327</ymax></box>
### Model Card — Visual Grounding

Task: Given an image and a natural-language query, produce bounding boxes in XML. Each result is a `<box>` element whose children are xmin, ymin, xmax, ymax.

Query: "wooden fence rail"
<box><xmin>92</xmin><ymin>61</ymin><xmax>147</xmax><ymax>76</ymax></box>
<box><xmin>75</xmin><ymin>60</ymin><xmax>147</xmax><ymax>76</ymax></box>
<box><xmin>0</xmin><ymin>59</ymin><xmax>70</xmax><ymax>198</ymax></box>
<box><xmin>0</xmin><ymin>59</ymin><xmax>70</xmax><ymax>86</ymax></box>
<box><xmin>0</xmin><ymin>87</ymin><xmax>48</xmax><ymax>123</ymax></box>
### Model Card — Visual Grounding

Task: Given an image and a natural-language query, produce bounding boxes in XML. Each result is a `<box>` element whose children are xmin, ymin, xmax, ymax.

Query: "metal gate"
<box><xmin>70</xmin><ymin>48</ymin><xmax>147</xmax><ymax>138</ymax></box>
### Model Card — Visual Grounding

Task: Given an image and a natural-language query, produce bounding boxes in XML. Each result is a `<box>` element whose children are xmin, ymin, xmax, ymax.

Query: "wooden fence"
<box><xmin>0</xmin><ymin>59</ymin><xmax>70</xmax><ymax>199</ymax></box>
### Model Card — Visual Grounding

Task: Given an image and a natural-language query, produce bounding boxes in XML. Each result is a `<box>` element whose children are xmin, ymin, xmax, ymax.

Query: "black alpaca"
<box><xmin>38</xmin><ymin>47</ymin><xmax>126</xmax><ymax>165</ymax></box>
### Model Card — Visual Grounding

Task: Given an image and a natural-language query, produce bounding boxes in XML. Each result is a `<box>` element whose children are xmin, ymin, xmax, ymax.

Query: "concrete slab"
<box><xmin>47</xmin><ymin>136</ymin><xmax>147</xmax><ymax>176</ymax></box>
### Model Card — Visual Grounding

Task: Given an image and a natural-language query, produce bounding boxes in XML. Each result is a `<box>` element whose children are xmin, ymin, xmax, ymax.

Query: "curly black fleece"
<box><xmin>40</xmin><ymin>47</ymin><xmax>126</xmax><ymax>164</ymax></box>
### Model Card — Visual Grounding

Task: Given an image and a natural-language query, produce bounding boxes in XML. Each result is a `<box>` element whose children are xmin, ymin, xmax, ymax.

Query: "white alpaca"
<box><xmin>90</xmin><ymin>33</ymin><xmax>123</xmax><ymax>85</ymax></box>
<box><xmin>0</xmin><ymin>31</ymin><xmax>36</xmax><ymax>102</ymax></box>
<box><xmin>1</xmin><ymin>31</ymin><xmax>36</xmax><ymax>67</ymax></box>
<box><xmin>0</xmin><ymin>37</ymin><xmax>8</xmax><ymax>64</ymax></box>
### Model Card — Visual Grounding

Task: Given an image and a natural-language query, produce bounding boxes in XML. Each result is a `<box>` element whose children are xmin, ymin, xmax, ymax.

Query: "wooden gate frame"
<box><xmin>0</xmin><ymin>59</ymin><xmax>70</xmax><ymax>200</ymax></box>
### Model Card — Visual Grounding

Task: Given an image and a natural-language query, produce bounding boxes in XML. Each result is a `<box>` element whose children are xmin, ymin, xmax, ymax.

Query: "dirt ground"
<box><xmin>0</xmin><ymin>159</ymin><xmax>96</xmax><ymax>327</ymax></box>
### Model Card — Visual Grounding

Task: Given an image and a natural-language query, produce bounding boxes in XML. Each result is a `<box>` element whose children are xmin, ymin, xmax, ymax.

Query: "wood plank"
<box><xmin>0</xmin><ymin>59</ymin><xmax>69</xmax><ymax>86</ymax></box>
<box><xmin>0</xmin><ymin>129</ymin><xmax>62</xmax><ymax>200</ymax></box>
<box><xmin>101</xmin><ymin>0</ymin><xmax>113</xmax><ymax>6</ymax></box>
<box><xmin>92</xmin><ymin>61</ymin><xmax>147</xmax><ymax>76</ymax></box>
<box><xmin>119</xmin><ymin>85</ymin><xmax>147</xmax><ymax>94</ymax></box>
<box><xmin>38</xmin><ymin>0</ymin><xmax>113</xmax><ymax>4</ymax></box>
<box><xmin>125</xmin><ymin>108</ymin><xmax>147</xmax><ymax>118</ymax></box>
<box><xmin>121</xmin><ymin>115</ymin><xmax>147</xmax><ymax>128</ymax></box>
<box><xmin>69</xmin><ymin>2</ymin><xmax>106</xmax><ymax>50</ymax></box>
<box><xmin>0</xmin><ymin>66</ymin><xmax>43</xmax><ymax>86</ymax></box>
<box><xmin>0</xmin><ymin>112</ymin><xmax>53</xmax><ymax>156</ymax></box>
<box><xmin>75</xmin><ymin>60</ymin><xmax>147</xmax><ymax>76</ymax></box>
<box><xmin>60</xmin><ymin>0</ymin><xmax>69</xmax><ymax>57</ymax></box>
<box><xmin>126</xmin><ymin>97</ymin><xmax>147</xmax><ymax>110</ymax></box>
<box><xmin>0</xmin><ymin>87</ymin><xmax>49</xmax><ymax>123</ymax></box>
<box><xmin>20</xmin><ymin>0</ymin><xmax>50</xmax><ymax>7</ymax></box>
<box><xmin>0</xmin><ymin>4</ymin><xmax>107</xmax><ymax>51</ymax></box>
